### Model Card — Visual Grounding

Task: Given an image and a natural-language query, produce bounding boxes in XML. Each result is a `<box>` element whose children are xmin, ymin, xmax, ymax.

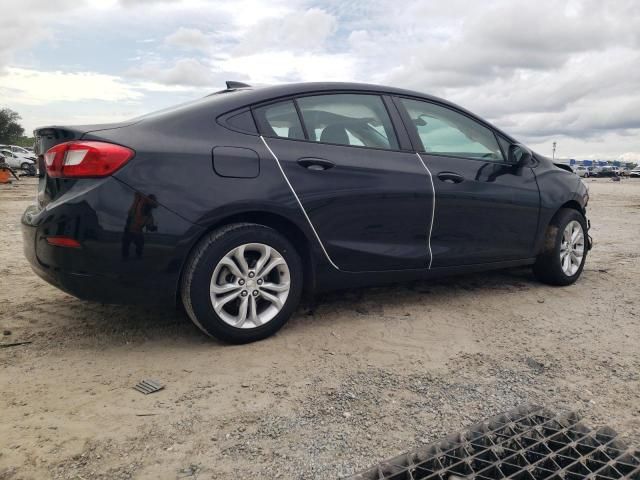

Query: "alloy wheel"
<box><xmin>209</xmin><ymin>243</ymin><xmax>290</xmax><ymax>329</ymax></box>
<box><xmin>560</xmin><ymin>220</ymin><xmax>585</xmax><ymax>276</ymax></box>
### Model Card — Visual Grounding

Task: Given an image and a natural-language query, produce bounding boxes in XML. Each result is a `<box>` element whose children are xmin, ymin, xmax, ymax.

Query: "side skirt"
<box><xmin>313</xmin><ymin>258</ymin><xmax>536</xmax><ymax>294</ymax></box>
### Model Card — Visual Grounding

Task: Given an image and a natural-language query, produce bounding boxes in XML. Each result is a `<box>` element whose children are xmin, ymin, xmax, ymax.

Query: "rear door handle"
<box><xmin>297</xmin><ymin>158</ymin><xmax>335</xmax><ymax>171</ymax></box>
<box><xmin>437</xmin><ymin>172</ymin><xmax>464</xmax><ymax>184</ymax></box>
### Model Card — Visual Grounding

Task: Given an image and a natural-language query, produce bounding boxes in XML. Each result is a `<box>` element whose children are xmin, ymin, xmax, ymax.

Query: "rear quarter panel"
<box><xmin>87</xmin><ymin>107</ymin><xmax>327</xmax><ymax>272</ymax></box>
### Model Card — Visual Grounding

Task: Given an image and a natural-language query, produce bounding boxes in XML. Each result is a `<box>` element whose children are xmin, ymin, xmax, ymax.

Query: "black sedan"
<box><xmin>22</xmin><ymin>82</ymin><xmax>591</xmax><ymax>343</ymax></box>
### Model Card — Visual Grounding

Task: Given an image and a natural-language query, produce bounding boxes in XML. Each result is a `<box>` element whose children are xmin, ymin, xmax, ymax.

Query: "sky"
<box><xmin>1</xmin><ymin>0</ymin><xmax>639</xmax><ymax>161</ymax></box>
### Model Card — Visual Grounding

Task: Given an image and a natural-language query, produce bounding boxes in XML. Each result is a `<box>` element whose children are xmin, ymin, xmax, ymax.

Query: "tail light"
<box><xmin>46</xmin><ymin>236</ymin><xmax>81</xmax><ymax>248</ymax></box>
<box><xmin>44</xmin><ymin>141</ymin><xmax>134</xmax><ymax>178</ymax></box>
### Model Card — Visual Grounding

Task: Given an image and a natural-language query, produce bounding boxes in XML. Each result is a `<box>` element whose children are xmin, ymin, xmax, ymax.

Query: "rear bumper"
<box><xmin>21</xmin><ymin>177</ymin><xmax>202</xmax><ymax>306</ymax></box>
<box><xmin>22</xmin><ymin>211</ymin><xmax>173</xmax><ymax>305</ymax></box>
<box><xmin>23</xmin><ymin>250</ymin><xmax>152</xmax><ymax>304</ymax></box>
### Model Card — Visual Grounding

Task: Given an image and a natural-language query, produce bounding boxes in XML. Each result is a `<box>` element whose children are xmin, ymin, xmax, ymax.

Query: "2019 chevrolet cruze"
<box><xmin>22</xmin><ymin>81</ymin><xmax>591</xmax><ymax>343</ymax></box>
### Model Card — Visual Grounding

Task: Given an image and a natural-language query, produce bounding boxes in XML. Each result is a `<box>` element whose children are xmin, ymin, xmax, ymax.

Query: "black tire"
<box><xmin>180</xmin><ymin>223</ymin><xmax>303</xmax><ymax>344</ymax></box>
<box><xmin>20</xmin><ymin>162</ymin><xmax>30</xmax><ymax>171</ymax></box>
<box><xmin>533</xmin><ymin>208</ymin><xmax>588</xmax><ymax>286</ymax></box>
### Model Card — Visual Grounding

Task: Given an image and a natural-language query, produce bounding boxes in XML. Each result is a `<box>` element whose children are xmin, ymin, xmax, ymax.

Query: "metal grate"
<box><xmin>347</xmin><ymin>405</ymin><xmax>640</xmax><ymax>480</ymax></box>
<box><xmin>133</xmin><ymin>379</ymin><xmax>164</xmax><ymax>395</ymax></box>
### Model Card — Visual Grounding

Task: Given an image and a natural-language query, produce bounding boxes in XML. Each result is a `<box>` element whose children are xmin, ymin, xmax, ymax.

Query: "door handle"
<box><xmin>297</xmin><ymin>158</ymin><xmax>335</xmax><ymax>171</ymax></box>
<box><xmin>437</xmin><ymin>172</ymin><xmax>464</xmax><ymax>184</ymax></box>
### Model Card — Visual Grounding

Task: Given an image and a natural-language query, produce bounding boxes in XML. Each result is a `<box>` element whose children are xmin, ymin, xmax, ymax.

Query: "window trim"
<box><xmin>292</xmin><ymin>98</ymin><xmax>310</xmax><ymax>140</ymax></box>
<box><xmin>382</xmin><ymin>95</ymin><xmax>414</xmax><ymax>151</ymax></box>
<box><xmin>392</xmin><ymin>95</ymin><xmax>514</xmax><ymax>165</ymax></box>
<box><xmin>251</xmin><ymin>91</ymin><xmax>410</xmax><ymax>154</ymax></box>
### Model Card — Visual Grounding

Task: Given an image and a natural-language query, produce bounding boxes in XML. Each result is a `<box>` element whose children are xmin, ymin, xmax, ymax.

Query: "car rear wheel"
<box><xmin>533</xmin><ymin>208</ymin><xmax>588</xmax><ymax>286</ymax></box>
<box><xmin>180</xmin><ymin>223</ymin><xmax>303</xmax><ymax>343</ymax></box>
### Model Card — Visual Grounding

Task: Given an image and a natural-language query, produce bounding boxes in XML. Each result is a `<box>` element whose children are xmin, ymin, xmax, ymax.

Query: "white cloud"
<box><xmin>127</xmin><ymin>58</ymin><xmax>217</xmax><ymax>87</ymax></box>
<box><xmin>220</xmin><ymin>51</ymin><xmax>355</xmax><ymax>84</ymax></box>
<box><xmin>619</xmin><ymin>152</ymin><xmax>640</xmax><ymax>163</ymax></box>
<box><xmin>0</xmin><ymin>0</ymin><xmax>83</xmax><ymax>69</ymax></box>
<box><xmin>165</xmin><ymin>27</ymin><xmax>210</xmax><ymax>50</ymax></box>
<box><xmin>234</xmin><ymin>8</ymin><xmax>337</xmax><ymax>54</ymax></box>
<box><xmin>214</xmin><ymin>0</ymin><xmax>293</xmax><ymax>28</ymax></box>
<box><xmin>0</xmin><ymin>67</ymin><xmax>142</xmax><ymax>105</ymax></box>
<box><xmin>118</xmin><ymin>0</ymin><xmax>180</xmax><ymax>7</ymax></box>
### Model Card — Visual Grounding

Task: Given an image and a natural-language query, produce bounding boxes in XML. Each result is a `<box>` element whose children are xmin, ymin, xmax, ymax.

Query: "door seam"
<box><xmin>260</xmin><ymin>136</ymin><xmax>341</xmax><ymax>271</ymax></box>
<box><xmin>416</xmin><ymin>153</ymin><xmax>436</xmax><ymax>269</ymax></box>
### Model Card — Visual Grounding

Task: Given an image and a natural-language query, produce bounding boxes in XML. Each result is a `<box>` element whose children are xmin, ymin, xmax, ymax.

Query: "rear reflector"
<box><xmin>46</xmin><ymin>236</ymin><xmax>81</xmax><ymax>248</ymax></box>
<box><xmin>44</xmin><ymin>141</ymin><xmax>134</xmax><ymax>178</ymax></box>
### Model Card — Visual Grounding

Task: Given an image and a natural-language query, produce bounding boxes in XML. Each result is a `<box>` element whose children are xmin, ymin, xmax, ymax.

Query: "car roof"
<box><xmin>212</xmin><ymin>81</ymin><xmax>473</xmax><ymax>115</ymax></box>
<box><xmin>195</xmin><ymin>81</ymin><xmax>517</xmax><ymax>142</ymax></box>
<box><xmin>130</xmin><ymin>81</ymin><xmax>518</xmax><ymax>144</ymax></box>
<box><xmin>227</xmin><ymin>81</ymin><xmax>440</xmax><ymax>99</ymax></box>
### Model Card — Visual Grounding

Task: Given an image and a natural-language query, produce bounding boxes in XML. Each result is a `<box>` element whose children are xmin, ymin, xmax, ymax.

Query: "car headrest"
<box><xmin>320</xmin><ymin>125</ymin><xmax>349</xmax><ymax>145</ymax></box>
<box><xmin>288</xmin><ymin>126</ymin><xmax>304</xmax><ymax>139</ymax></box>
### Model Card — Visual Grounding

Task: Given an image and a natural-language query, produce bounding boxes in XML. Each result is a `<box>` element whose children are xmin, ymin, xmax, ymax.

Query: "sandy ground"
<box><xmin>0</xmin><ymin>177</ymin><xmax>638</xmax><ymax>479</ymax></box>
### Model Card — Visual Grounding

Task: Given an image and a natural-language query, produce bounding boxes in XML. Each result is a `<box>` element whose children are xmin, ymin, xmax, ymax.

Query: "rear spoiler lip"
<box><xmin>33</xmin><ymin>120</ymin><xmax>140</xmax><ymax>137</ymax></box>
<box><xmin>33</xmin><ymin>121</ymin><xmax>141</xmax><ymax>155</ymax></box>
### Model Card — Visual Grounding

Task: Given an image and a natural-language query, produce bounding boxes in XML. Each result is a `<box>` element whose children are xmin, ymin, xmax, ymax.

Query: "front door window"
<box><xmin>400</xmin><ymin>98</ymin><xmax>504</xmax><ymax>162</ymax></box>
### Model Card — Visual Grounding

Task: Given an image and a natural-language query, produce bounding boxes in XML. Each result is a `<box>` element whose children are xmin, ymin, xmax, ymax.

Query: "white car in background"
<box><xmin>0</xmin><ymin>145</ymin><xmax>35</xmax><ymax>157</ymax></box>
<box><xmin>0</xmin><ymin>145</ymin><xmax>37</xmax><ymax>161</ymax></box>
<box><xmin>574</xmin><ymin>166</ymin><xmax>591</xmax><ymax>178</ymax></box>
<box><xmin>0</xmin><ymin>149</ymin><xmax>36</xmax><ymax>171</ymax></box>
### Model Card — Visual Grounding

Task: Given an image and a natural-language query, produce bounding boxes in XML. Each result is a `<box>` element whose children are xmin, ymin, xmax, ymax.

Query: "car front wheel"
<box><xmin>180</xmin><ymin>223</ymin><xmax>303</xmax><ymax>343</ymax></box>
<box><xmin>533</xmin><ymin>208</ymin><xmax>588</xmax><ymax>286</ymax></box>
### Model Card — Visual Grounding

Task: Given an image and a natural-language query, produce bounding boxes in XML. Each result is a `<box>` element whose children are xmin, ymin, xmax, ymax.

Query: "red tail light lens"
<box><xmin>46</xmin><ymin>236</ymin><xmax>81</xmax><ymax>248</ymax></box>
<box><xmin>44</xmin><ymin>141</ymin><xmax>134</xmax><ymax>178</ymax></box>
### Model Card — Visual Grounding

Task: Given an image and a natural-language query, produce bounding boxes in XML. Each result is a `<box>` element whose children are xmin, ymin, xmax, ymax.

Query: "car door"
<box><xmin>394</xmin><ymin>97</ymin><xmax>540</xmax><ymax>267</ymax></box>
<box><xmin>253</xmin><ymin>94</ymin><xmax>434</xmax><ymax>272</ymax></box>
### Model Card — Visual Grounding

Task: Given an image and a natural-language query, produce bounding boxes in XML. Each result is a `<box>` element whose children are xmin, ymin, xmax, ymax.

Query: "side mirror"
<box><xmin>508</xmin><ymin>144</ymin><xmax>533</xmax><ymax>166</ymax></box>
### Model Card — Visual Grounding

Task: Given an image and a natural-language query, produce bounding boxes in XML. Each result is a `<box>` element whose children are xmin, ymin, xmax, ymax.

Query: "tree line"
<box><xmin>0</xmin><ymin>108</ymin><xmax>35</xmax><ymax>147</ymax></box>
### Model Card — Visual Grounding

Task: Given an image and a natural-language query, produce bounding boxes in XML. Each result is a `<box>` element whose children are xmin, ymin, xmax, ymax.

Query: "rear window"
<box><xmin>296</xmin><ymin>94</ymin><xmax>398</xmax><ymax>150</ymax></box>
<box><xmin>253</xmin><ymin>101</ymin><xmax>305</xmax><ymax>140</ymax></box>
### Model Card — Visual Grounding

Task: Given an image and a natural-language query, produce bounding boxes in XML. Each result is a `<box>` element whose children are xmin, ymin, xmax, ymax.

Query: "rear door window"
<box><xmin>296</xmin><ymin>94</ymin><xmax>399</xmax><ymax>150</ymax></box>
<box><xmin>253</xmin><ymin>101</ymin><xmax>305</xmax><ymax>140</ymax></box>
